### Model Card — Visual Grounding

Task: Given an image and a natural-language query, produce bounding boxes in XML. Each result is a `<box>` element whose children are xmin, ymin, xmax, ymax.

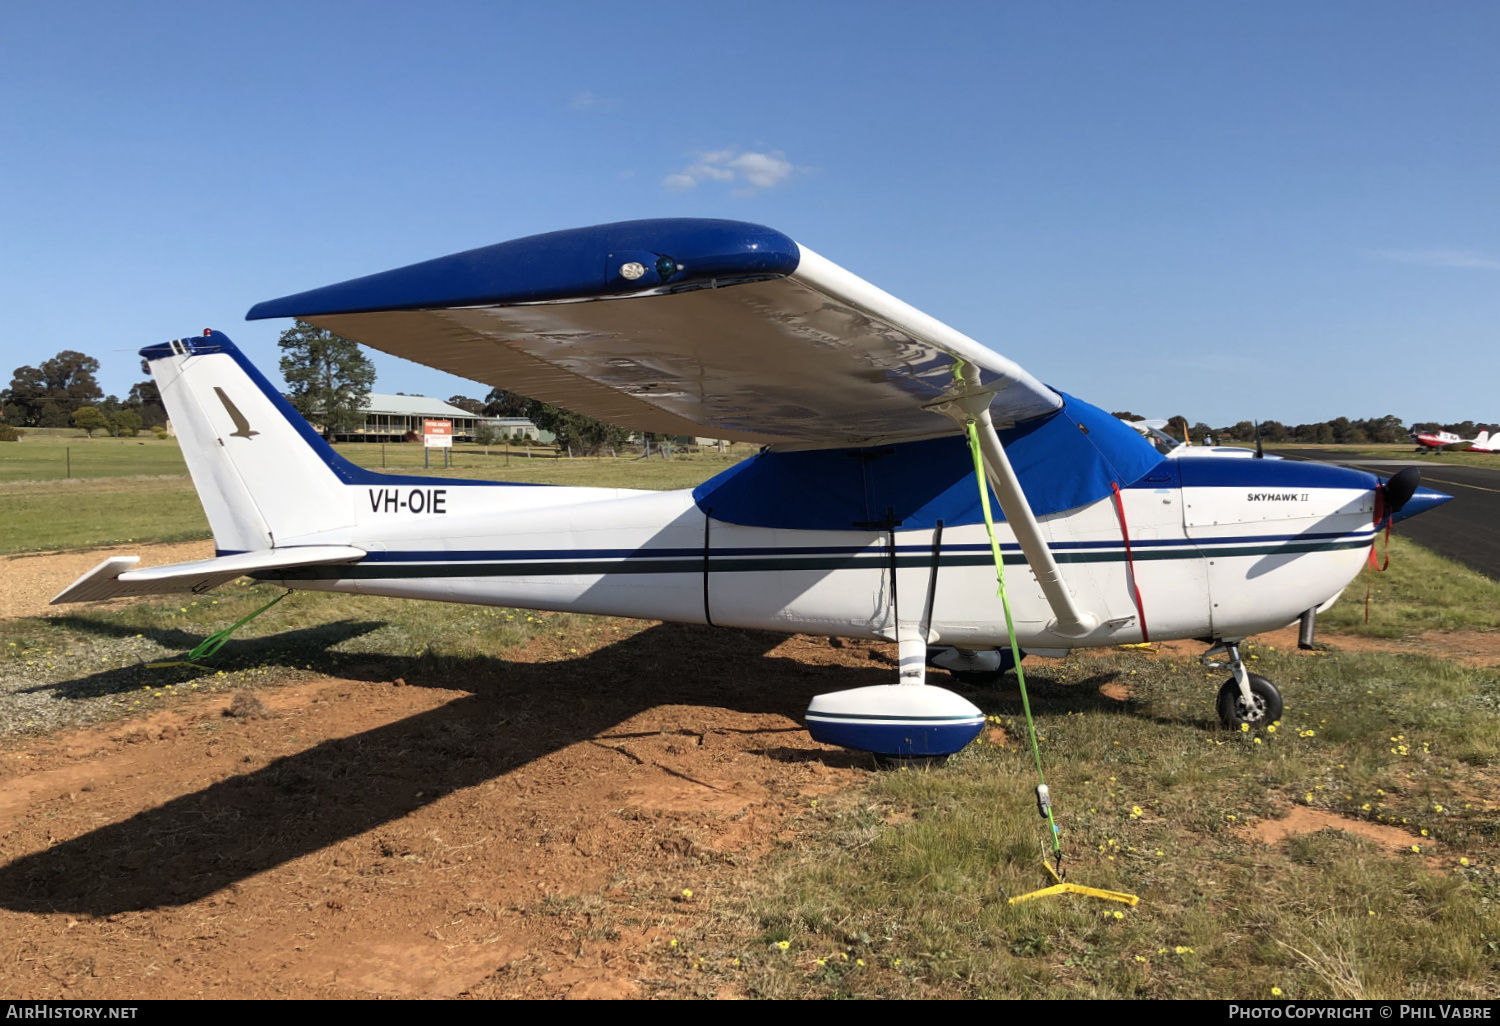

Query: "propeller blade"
<box><xmin>1254</xmin><ymin>420</ymin><xmax>1264</xmax><ymax>460</ymax></box>
<box><xmin>1382</xmin><ymin>466</ymin><xmax>1421</xmax><ymax>513</ymax></box>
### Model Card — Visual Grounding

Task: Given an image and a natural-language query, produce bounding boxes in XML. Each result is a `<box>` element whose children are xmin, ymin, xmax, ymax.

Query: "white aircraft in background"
<box><xmin>53</xmin><ymin>219</ymin><xmax>1451</xmax><ymax>760</ymax></box>
<box><xmin>1122</xmin><ymin>419</ymin><xmax>1280</xmax><ymax>460</ymax></box>
<box><xmin>1467</xmin><ymin>430</ymin><xmax>1499</xmax><ymax>454</ymax></box>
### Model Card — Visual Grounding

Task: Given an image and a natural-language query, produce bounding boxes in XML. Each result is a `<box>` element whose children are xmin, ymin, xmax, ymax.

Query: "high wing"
<box><xmin>247</xmin><ymin>219</ymin><xmax>1060</xmax><ymax>446</ymax></box>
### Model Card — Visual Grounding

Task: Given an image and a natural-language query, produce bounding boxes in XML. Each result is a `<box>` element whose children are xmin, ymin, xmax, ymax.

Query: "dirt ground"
<box><xmin>2</xmin><ymin>540</ymin><xmax>215</xmax><ymax>619</ymax></box>
<box><xmin>0</xmin><ymin>626</ymin><xmax>893</xmax><ymax>999</ymax></box>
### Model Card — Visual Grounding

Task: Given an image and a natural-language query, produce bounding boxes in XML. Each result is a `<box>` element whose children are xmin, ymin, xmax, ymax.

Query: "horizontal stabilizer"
<box><xmin>50</xmin><ymin>546</ymin><xmax>367</xmax><ymax>604</ymax></box>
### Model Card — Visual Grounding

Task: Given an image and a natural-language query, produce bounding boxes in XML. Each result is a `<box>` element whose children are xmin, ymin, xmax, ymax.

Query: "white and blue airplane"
<box><xmin>54</xmin><ymin>220</ymin><xmax>1449</xmax><ymax>760</ymax></box>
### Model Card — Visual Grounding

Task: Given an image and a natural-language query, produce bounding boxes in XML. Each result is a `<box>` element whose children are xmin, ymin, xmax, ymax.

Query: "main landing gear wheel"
<box><xmin>1216</xmin><ymin>674</ymin><xmax>1283</xmax><ymax>728</ymax></box>
<box><xmin>928</xmin><ymin>647</ymin><xmax>1023</xmax><ymax>687</ymax></box>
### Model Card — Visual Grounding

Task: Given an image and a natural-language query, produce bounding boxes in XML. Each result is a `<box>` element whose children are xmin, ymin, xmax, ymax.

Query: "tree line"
<box><xmin>1111</xmin><ymin>412</ymin><xmax>1499</xmax><ymax>446</ymax></box>
<box><xmin>0</xmin><ymin>350</ymin><xmax>165</xmax><ymax>438</ymax></box>
<box><xmin>9</xmin><ymin>330</ymin><xmax>1490</xmax><ymax>453</ymax></box>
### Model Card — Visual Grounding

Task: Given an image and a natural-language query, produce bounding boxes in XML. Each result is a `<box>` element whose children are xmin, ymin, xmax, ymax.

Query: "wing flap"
<box><xmin>50</xmin><ymin>546</ymin><xmax>368</xmax><ymax>604</ymax></box>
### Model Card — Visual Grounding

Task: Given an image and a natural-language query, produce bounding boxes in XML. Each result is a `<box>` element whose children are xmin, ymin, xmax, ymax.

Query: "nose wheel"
<box><xmin>1202</xmin><ymin>641</ymin><xmax>1284</xmax><ymax>728</ymax></box>
<box><xmin>1215</xmin><ymin>673</ymin><xmax>1282</xmax><ymax>727</ymax></box>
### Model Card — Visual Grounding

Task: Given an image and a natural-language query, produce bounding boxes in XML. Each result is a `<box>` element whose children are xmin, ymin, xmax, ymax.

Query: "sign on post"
<box><xmin>422</xmin><ymin>419</ymin><xmax>453</xmax><ymax>448</ymax></box>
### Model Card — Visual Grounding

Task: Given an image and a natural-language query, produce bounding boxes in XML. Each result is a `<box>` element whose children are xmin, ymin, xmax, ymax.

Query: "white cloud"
<box><xmin>1377</xmin><ymin>248</ymin><xmax>1500</xmax><ymax>270</ymax></box>
<box><xmin>569</xmin><ymin>90</ymin><xmax>618</xmax><ymax>111</ymax></box>
<box><xmin>661</xmin><ymin>148</ymin><xmax>796</xmax><ymax>194</ymax></box>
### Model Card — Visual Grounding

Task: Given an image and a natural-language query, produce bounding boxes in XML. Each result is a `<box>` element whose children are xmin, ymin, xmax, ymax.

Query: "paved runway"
<box><xmin>1270</xmin><ymin>448</ymin><xmax>1500</xmax><ymax>579</ymax></box>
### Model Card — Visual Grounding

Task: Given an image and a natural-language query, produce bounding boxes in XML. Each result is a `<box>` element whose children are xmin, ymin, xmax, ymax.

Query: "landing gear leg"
<box><xmin>1298</xmin><ymin>607</ymin><xmax>1318</xmax><ymax>651</ymax></box>
<box><xmin>1203</xmin><ymin>641</ymin><xmax>1284</xmax><ymax>728</ymax></box>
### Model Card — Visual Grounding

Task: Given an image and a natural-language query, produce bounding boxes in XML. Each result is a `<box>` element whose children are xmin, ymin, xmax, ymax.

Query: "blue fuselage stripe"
<box><xmin>256</xmin><ymin>530</ymin><xmax>1376</xmax><ymax>582</ymax></box>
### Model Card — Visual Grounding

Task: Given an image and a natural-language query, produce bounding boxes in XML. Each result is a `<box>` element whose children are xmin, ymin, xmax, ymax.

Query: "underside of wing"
<box><xmin>247</xmin><ymin>219</ymin><xmax>1060</xmax><ymax>446</ymax></box>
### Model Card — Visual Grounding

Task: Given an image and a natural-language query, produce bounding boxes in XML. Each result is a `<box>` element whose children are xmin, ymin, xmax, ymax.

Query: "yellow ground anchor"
<box><xmin>1007</xmin><ymin>862</ymin><xmax>1140</xmax><ymax>907</ymax></box>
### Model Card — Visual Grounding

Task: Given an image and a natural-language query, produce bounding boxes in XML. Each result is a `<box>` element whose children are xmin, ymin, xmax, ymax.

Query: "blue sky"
<box><xmin>1</xmin><ymin>1</ymin><xmax>1495</xmax><ymax>425</ymax></box>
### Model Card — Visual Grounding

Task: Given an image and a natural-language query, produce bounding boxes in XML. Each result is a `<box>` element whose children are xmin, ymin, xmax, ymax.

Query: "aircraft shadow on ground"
<box><xmin>23</xmin><ymin>617</ymin><xmax>388</xmax><ymax>699</ymax></box>
<box><xmin>0</xmin><ymin>623</ymin><xmax>1155</xmax><ymax>915</ymax></box>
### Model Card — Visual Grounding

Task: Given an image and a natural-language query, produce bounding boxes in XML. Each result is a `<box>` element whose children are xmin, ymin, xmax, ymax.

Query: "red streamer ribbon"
<box><xmin>1110</xmin><ymin>482</ymin><xmax>1150</xmax><ymax>643</ymax></box>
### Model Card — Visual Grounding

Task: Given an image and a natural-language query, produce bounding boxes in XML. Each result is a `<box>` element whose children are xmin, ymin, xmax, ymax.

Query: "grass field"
<box><xmin>1273</xmin><ymin>442</ymin><xmax>1500</xmax><ymax>471</ymax></box>
<box><xmin>4</xmin><ymin>436</ymin><xmax>1497</xmax><ymax>999</ymax></box>
<box><xmin>0</xmin><ymin>438</ymin><xmax>748</xmax><ymax>553</ymax></box>
<box><xmin>1320</xmin><ymin>534</ymin><xmax>1500</xmax><ymax>636</ymax></box>
<box><xmin>0</xmin><ymin>431</ymin><xmax>189</xmax><ymax>482</ymax></box>
<box><xmin>703</xmin><ymin>639</ymin><xmax>1500</xmax><ymax>999</ymax></box>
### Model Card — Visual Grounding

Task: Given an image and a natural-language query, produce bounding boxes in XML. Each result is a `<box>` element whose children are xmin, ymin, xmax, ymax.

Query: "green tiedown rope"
<box><xmin>963</xmin><ymin>417</ymin><xmax>1063</xmax><ymax>873</ymax></box>
<box><xmin>147</xmin><ymin>590</ymin><xmax>290</xmax><ymax>669</ymax></box>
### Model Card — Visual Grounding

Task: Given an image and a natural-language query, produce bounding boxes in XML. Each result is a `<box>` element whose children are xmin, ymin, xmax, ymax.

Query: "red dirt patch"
<box><xmin>1241</xmin><ymin>806</ymin><xmax>1422</xmax><ymax>852</ymax></box>
<box><xmin>0</xmin><ymin>627</ymin><xmax>892</xmax><ymax>999</ymax></box>
<box><xmin>1098</xmin><ymin>681</ymin><xmax>1131</xmax><ymax>702</ymax></box>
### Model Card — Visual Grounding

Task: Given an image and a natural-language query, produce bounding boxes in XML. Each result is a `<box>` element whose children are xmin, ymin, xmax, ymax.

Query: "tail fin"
<box><xmin>1474</xmin><ymin>430</ymin><xmax>1489</xmax><ymax>449</ymax></box>
<box><xmin>143</xmin><ymin>330</ymin><xmax>363</xmax><ymax>552</ymax></box>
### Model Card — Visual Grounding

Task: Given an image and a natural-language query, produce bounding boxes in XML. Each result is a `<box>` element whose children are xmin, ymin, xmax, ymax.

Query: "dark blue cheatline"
<box><xmin>251</xmin><ymin>528</ymin><xmax>1380</xmax><ymax>583</ymax></box>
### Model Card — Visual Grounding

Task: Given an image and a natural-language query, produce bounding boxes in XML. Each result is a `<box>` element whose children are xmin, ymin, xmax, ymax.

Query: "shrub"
<box><xmin>0</xmin><ymin>424</ymin><xmax>23</xmax><ymax>442</ymax></box>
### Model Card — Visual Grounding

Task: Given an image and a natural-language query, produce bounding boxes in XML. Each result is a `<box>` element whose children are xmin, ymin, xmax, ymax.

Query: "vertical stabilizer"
<box><xmin>143</xmin><ymin>331</ymin><xmax>358</xmax><ymax>552</ymax></box>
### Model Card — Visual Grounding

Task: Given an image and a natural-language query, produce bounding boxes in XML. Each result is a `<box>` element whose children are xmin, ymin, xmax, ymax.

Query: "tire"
<box><xmin>1216</xmin><ymin>673</ymin><xmax>1283</xmax><ymax>728</ymax></box>
<box><xmin>947</xmin><ymin>648</ymin><xmax>1024</xmax><ymax>687</ymax></box>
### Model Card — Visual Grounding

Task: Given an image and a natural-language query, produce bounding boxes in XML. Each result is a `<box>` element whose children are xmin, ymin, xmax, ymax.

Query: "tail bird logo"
<box><xmin>213</xmin><ymin>387</ymin><xmax>259</xmax><ymax>439</ymax></box>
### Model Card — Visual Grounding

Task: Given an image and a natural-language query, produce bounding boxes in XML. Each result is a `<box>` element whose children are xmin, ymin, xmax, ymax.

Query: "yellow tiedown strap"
<box><xmin>962</xmin><ymin>407</ymin><xmax>1140</xmax><ymax>908</ymax></box>
<box><xmin>963</xmin><ymin>418</ymin><xmax>1060</xmax><ymax>865</ymax></box>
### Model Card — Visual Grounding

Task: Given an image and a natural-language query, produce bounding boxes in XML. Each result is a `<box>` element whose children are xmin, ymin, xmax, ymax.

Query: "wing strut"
<box><xmin>935</xmin><ymin>365</ymin><xmax>1100</xmax><ymax>639</ymax></box>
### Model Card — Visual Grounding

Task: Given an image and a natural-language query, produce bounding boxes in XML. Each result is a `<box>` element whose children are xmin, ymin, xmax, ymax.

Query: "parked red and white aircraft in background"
<box><xmin>1412</xmin><ymin>428</ymin><xmax>1480</xmax><ymax>452</ymax></box>
<box><xmin>1468</xmin><ymin>430</ymin><xmax>1500</xmax><ymax>454</ymax></box>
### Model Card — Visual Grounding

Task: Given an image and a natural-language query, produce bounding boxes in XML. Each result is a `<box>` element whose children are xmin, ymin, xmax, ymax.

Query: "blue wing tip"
<box><xmin>245</xmin><ymin>217</ymin><xmax>801</xmax><ymax>321</ymax></box>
